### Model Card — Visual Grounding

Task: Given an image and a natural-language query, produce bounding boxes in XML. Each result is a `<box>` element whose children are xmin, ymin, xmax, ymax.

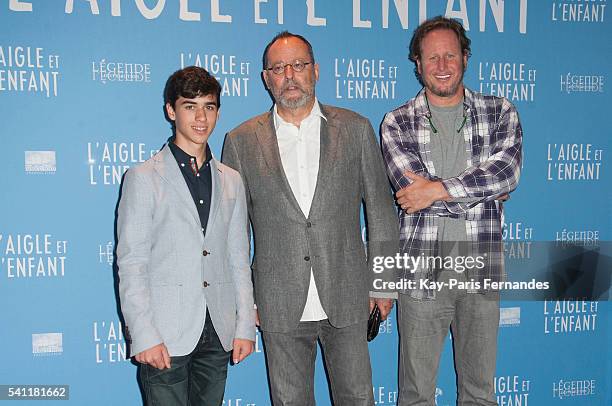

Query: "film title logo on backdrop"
<box><xmin>99</xmin><ymin>241</ymin><xmax>114</xmax><ymax>267</ymax></box>
<box><xmin>25</xmin><ymin>151</ymin><xmax>56</xmax><ymax>174</ymax></box>
<box><xmin>543</xmin><ymin>299</ymin><xmax>598</xmax><ymax>334</ymax></box>
<box><xmin>378</xmin><ymin>315</ymin><xmax>394</xmax><ymax>336</ymax></box>
<box><xmin>495</xmin><ymin>375</ymin><xmax>531</xmax><ymax>406</ymax></box>
<box><xmin>93</xmin><ymin>320</ymin><xmax>129</xmax><ymax>363</ymax></box>
<box><xmin>551</xmin><ymin>0</ymin><xmax>606</xmax><ymax>23</ymax></box>
<box><xmin>499</xmin><ymin>307</ymin><xmax>521</xmax><ymax>328</ymax></box>
<box><xmin>87</xmin><ymin>142</ymin><xmax>157</xmax><ymax>186</ymax></box>
<box><xmin>555</xmin><ymin>229</ymin><xmax>599</xmax><ymax>246</ymax></box>
<box><xmin>546</xmin><ymin>143</ymin><xmax>603</xmax><ymax>181</ymax></box>
<box><xmin>32</xmin><ymin>332</ymin><xmax>63</xmax><ymax>357</ymax></box>
<box><xmin>1</xmin><ymin>234</ymin><xmax>68</xmax><ymax>279</ymax></box>
<box><xmin>334</xmin><ymin>58</ymin><xmax>397</xmax><ymax>100</ymax></box>
<box><xmin>9</xmin><ymin>0</ymin><xmax>528</xmax><ymax>33</ymax></box>
<box><xmin>503</xmin><ymin>220</ymin><xmax>534</xmax><ymax>259</ymax></box>
<box><xmin>477</xmin><ymin>62</ymin><xmax>536</xmax><ymax>103</ymax></box>
<box><xmin>180</xmin><ymin>53</ymin><xmax>250</xmax><ymax>97</ymax></box>
<box><xmin>372</xmin><ymin>385</ymin><xmax>397</xmax><ymax>405</ymax></box>
<box><xmin>92</xmin><ymin>59</ymin><xmax>151</xmax><ymax>84</ymax></box>
<box><xmin>560</xmin><ymin>73</ymin><xmax>604</xmax><ymax>94</ymax></box>
<box><xmin>222</xmin><ymin>399</ymin><xmax>256</xmax><ymax>406</ymax></box>
<box><xmin>552</xmin><ymin>378</ymin><xmax>596</xmax><ymax>400</ymax></box>
<box><xmin>253</xmin><ymin>329</ymin><xmax>263</xmax><ymax>355</ymax></box>
<box><xmin>0</xmin><ymin>45</ymin><xmax>60</xmax><ymax>97</ymax></box>
<box><xmin>221</xmin><ymin>396</ymin><xmax>256</xmax><ymax>406</ymax></box>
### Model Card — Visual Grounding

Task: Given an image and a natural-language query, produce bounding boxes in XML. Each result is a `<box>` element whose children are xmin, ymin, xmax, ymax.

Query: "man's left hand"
<box><xmin>396</xmin><ymin>171</ymin><xmax>449</xmax><ymax>213</ymax></box>
<box><xmin>232</xmin><ymin>338</ymin><xmax>254</xmax><ymax>364</ymax></box>
<box><xmin>369</xmin><ymin>298</ymin><xmax>394</xmax><ymax>321</ymax></box>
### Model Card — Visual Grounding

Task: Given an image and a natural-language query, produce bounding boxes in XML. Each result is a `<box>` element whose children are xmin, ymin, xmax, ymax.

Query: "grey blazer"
<box><xmin>223</xmin><ymin>104</ymin><xmax>398</xmax><ymax>333</ymax></box>
<box><xmin>117</xmin><ymin>144</ymin><xmax>255</xmax><ymax>356</ymax></box>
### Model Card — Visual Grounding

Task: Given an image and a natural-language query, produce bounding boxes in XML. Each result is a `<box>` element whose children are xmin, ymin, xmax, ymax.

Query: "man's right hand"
<box><xmin>134</xmin><ymin>343</ymin><xmax>171</xmax><ymax>370</ymax></box>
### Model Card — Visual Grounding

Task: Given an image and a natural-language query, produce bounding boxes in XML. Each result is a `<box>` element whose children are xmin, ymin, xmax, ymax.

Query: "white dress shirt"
<box><xmin>273</xmin><ymin>100</ymin><xmax>328</xmax><ymax>321</ymax></box>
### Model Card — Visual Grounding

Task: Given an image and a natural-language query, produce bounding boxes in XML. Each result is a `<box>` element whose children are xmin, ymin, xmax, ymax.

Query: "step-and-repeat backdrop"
<box><xmin>1</xmin><ymin>1</ymin><xmax>610</xmax><ymax>405</ymax></box>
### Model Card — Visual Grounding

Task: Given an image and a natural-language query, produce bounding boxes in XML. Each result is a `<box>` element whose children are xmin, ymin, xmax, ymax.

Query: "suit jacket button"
<box><xmin>306</xmin><ymin>221</ymin><xmax>312</xmax><ymax>228</ymax></box>
<box><xmin>304</xmin><ymin>256</ymin><xmax>310</xmax><ymax>261</ymax></box>
<box><xmin>203</xmin><ymin>281</ymin><xmax>209</xmax><ymax>288</ymax></box>
<box><xmin>203</xmin><ymin>250</ymin><xmax>210</xmax><ymax>256</ymax></box>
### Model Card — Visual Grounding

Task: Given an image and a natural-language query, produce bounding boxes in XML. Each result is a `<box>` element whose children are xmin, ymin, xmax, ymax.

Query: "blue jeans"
<box><xmin>139</xmin><ymin>311</ymin><xmax>231</xmax><ymax>406</ymax></box>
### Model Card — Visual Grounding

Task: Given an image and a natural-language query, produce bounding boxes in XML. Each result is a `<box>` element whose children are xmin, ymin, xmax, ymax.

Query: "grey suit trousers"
<box><xmin>262</xmin><ymin>320</ymin><xmax>374</xmax><ymax>406</ymax></box>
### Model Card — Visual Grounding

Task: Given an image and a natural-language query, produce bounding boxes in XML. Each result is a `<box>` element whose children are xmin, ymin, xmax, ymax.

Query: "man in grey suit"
<box><xmin>117</xmin><ymin>66</ymin><xmax>256</xmax><ymax>405</ymax></box>
<box><xmin>222</xmin><ymin>32</ymin><xmax>398</xmax><ymax>405</ymax></box>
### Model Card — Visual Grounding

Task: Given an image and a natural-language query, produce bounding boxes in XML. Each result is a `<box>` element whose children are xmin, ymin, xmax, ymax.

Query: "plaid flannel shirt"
<box><xmin>381</xmin><ymin>88</ymin><xmax>523</xmax><ymax>298</ymax></box>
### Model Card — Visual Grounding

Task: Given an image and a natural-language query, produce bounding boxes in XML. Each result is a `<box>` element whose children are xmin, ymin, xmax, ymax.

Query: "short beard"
<box><xmin>272</xmin><ymin>79</ymin><xmax>315</xmax><ymax>110</ymax></box>
<box><xmin>278</xmin><ymin>91</ymin><xmax>312</xmax><ymax>109</ymax></box>
<box><xmin>427</xmin><ymin>80</ymin><xmax>462</xmax><ymax>98</ymax></box>
<box><xmin>421</xmin><ymin>61</ymin><xmax>465</xmax><ymax>99</ymax></box>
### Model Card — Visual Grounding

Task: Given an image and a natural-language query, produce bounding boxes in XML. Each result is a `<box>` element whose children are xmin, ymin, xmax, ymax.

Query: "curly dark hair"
<box><xmin>164</xmin><ymin>66</ymin><xmax>221</xmax><ymax>108</ymax></box>
<box><xmin>409</xmin><ymin>16</ymin><xmax>471</xmax><ymax>84</ymax></box>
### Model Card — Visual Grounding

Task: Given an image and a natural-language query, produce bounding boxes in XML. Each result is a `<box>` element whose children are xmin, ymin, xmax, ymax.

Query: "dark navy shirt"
<box><xmin>168</xmin><ymin>141</ymin><xmax>213</xmax><ymax>236</ymax></box>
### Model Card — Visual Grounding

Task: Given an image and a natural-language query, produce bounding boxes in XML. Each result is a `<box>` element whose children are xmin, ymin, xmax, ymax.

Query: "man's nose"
<box><xmin>283</xmin><ymin>64</ymin><xmax>294</xmax><ymax>79</ymax></box>
<box><xmin>437</xmin><ymin>57</ymin><xmax>448</xmax><ymax>70</ymax></box>
<box><xmin>195</xmin><ymin>107</ymin><xmax>207</xmax><ymax>121</ymax></box>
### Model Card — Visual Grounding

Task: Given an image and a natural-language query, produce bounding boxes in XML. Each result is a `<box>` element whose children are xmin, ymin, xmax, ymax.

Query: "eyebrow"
<box><xmin>179</xmin><ymin>100</ymin><xmax>217</xmax><ymax>107</ymax></box>
<box><xmin>270</xmin><ymin>58</ymin><xmax>309</xmax><ymax>64</ymax></box>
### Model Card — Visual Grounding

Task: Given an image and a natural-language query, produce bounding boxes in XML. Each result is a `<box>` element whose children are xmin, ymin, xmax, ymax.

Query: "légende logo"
<box><xmin>25</xmin><ymin>151</ymin><xmax>56</xmax><ymax>174</ymax></box>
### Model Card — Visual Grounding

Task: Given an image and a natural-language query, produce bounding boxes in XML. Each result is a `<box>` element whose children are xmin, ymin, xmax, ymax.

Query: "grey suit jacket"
<box><xmin>117</xmin><ymin>144</ymin><xmax>255</xmax><ymax>356</ymax></box>
<box><xmin>222</xmin><ymin>104</ymin><xmax>398</xmax><ymax>333</ymax></box>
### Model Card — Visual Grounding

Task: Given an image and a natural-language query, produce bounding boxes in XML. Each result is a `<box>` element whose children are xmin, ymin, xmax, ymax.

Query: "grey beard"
<box><xmin>277</xmin><ymin>91</ymin><xmax>313</xmax><ymax>110</ymax></box>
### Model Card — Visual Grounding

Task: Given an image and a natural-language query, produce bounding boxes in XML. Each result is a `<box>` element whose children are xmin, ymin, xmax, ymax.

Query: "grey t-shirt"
<box><xmin>429</xmin><ymin>101</ymin><xmax>468</xmax><ymax>244</ymax></box>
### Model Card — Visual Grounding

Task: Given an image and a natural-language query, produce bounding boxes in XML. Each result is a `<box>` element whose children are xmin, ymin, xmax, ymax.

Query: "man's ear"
<box><xmin>165</xmin><ymin>102</ymin><xmax>176</xmax><ymax>121</ymax></box>
<box><xmin>262</xmin><ymin>70</ymin><xmax>270</xmax><ymax>90</ymax></box>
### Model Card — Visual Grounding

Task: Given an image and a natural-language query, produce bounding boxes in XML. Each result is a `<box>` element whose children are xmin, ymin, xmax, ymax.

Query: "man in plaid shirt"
<box><xmin>381</xmin><ymin>17</ymin><xmax>522</xmax><ymax>405</ymax></box>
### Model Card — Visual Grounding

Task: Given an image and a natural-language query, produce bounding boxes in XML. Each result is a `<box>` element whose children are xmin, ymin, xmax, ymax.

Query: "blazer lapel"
<box><xmin>153</xmin><ymin>144</ymin><xmax>200</xmax><ymax>225</ymax></box>
<box><xmin>308</xmin><ymin>104</ymin><xmax>339</xmax><ymax>218</ymax></box>
<box><xmin>255</xmin><ymin>113</ymin><xmax>305</xmax><ymax>217</ymax></box>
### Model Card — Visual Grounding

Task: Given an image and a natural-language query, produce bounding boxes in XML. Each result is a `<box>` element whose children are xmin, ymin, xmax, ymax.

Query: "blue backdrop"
<box><xmin>1</xmin><ymin>1</ymin><xmax>610</xmax><ymax>405</ymax></box>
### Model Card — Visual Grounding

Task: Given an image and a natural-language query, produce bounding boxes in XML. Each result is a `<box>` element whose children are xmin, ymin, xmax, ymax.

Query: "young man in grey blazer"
<box><xmin>222</xmin><ymin>32</ymin><xmax>398</xmax><ymax>405</ymax></box>
<box><xmin>117</xmin><ymin>66</ymin><xmax>256</xmax><ymax>405</ymax></box>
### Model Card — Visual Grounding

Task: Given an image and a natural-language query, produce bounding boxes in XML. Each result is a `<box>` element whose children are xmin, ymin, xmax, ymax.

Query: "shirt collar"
<box><xmin>168</xmin><ymin>139</ymin><xmax>213</xmax><ymax>170</ymax></box>
<box><xmin>273</xmin><ymin>98</ymin><xmax>327</xmax><ymax>131</ymax></box>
